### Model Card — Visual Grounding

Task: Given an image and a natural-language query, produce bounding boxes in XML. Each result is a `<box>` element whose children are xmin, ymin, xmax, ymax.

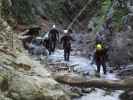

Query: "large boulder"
<box><xmin>6</xmin><ymin>54</ymin><xmax>70</xmax><ymax>100</ymax></box>
<box><xmin>0</xmin><ymin>52</ymin><xmax>70</xmax><ymax>100</ymax></box>
<box><xmin>8</xmin><ymin>74</ymin><xmax>70</xmax><ymax>100</ymax></box>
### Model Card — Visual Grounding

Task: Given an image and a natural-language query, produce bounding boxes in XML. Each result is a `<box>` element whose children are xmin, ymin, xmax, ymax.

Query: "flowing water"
<box><xmin>48</xmin><ymin>49</ymin><xmax>123</xmax><ymax>100</ymax></box>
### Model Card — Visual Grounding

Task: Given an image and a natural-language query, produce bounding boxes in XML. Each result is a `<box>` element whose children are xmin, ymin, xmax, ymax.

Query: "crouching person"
<box><xmin>60</xmin><ymin>30</ymin><xmax>74</xmax><ymax>61</ymax></box>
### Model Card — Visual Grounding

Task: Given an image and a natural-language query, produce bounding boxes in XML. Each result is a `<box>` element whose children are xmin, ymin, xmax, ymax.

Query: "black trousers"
<box><xmin>96</xmin><ymin>61</ymin><xmax>107</xmax><ymax>74</ymax></box>
<box><xmin>49</xmin><ymin>40</ymin><xmax>56</xmax><ymax>55</ymax></box>
<box><xmin>64</xmin><ymin>49</ymin><xmax>70</xmax><ymax>61</ymax></box>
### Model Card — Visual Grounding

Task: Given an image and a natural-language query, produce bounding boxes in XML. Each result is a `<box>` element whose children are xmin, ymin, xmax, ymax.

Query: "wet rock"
<box><xmin>81</xmin><ymin>88</ymin><xmax>96</xmax><ymax>94</ymax></box>
<box><xmin>29</xmin><ymin>45</ymin><xmax>48</xmax><ymax>56</ymax></box>
<box><xmin>120</xmin><ymin>91</ymin><xmax>133</xmax><ymax>100</ymax></box>
<box><xmin>70</xmin><ymin>87</ymin><xmax>83</xmax><ymax>98</ymax></box>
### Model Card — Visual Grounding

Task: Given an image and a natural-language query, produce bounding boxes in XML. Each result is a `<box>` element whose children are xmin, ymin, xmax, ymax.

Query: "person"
<box><xmin>40</xmin><ymin>31</ymin><xmax>51</xmax><ymax>54</ymax></box>
<box><xmin>43</xmin><ymin>37</ymin><xmax>51</xmax><ymax>55</ymax></box>
<box><xmin>19</xmin><ymin>26</ymin><xmax>41</xmax><ymax>50</ymax></box>
<box><xmin>60</xmin><ymin>30</ymin><xmax>74</xmax><ymax>61</ymax></box>
<box><xmin>91</xmin><ymin>43</ymin><xmax>108</xmax><ymax>75</ymax></box>
<box><xmin>48</xmin><ymin>25</ymin><xmax>59</xmax><ymax>53</ymax></box>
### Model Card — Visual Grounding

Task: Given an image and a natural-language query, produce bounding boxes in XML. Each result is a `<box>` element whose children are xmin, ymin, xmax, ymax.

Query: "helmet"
<box><xmin>52</xmin><ymin>24</ymin><xmax>56</xmax><ymax>28</ymax></box>
<box><xmin>64</xmin><ymin>30</ymin><xmax>68</xmax><ymax>34</ymax></box>
<box><xmin>36</xmin><ymin>37</ymin><xmax>43</xmax><ymax>40</ymax></box>
<box><xmin>96</xmin><ymin>44</ymin><xmax>102</xmax><ymax>50</ymax></box>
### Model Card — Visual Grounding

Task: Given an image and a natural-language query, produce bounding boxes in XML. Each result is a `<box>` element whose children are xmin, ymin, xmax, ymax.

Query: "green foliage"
<box><xmin>93</xmin><ymin>0</ymin><xmax>128</xmax><ymax>32</ymax></box>
<box><xmin>11</xmin><ymin>0</ymin><xmax>35</xmax><ymax>24</ymax></box>
<box><xmin>94</xmin><ymin>0</ymin><xmax>112</xmax><ymax>32</ymax></box>
<box><xmin>101</xmin><ymin>0</ymin><xmax>112</xmax><ymax>15</ymax></box>
<box><xmin>1</xmin><ymin>0</ymin><xmax>36</xmax><ymax>24</ymax></box>
<box><xmin>1</xmin><ymin>0</ymin><xmax>10</xmax><ymax>18</ymax></box>
<box><xmin>44</xmin><ymin>0</ymin><xmax>66</xmax><ymax>23</ymax></box>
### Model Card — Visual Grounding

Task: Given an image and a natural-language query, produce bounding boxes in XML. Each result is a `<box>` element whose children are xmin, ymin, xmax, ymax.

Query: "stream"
<box><xmin>48</xmin><ymin>49</ymin><xmax>123</xmax><ymax>100</ymax></box>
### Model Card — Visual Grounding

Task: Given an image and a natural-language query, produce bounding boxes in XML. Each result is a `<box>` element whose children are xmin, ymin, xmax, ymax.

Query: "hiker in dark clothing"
<box><xmin>48</xmin><ymin>25</ymin><xmax>59</xmax><ymax>53</ymax></box>
<box><xmin>60</xmin><ymin>30</ymin><xmax>74</xmax><ymax>61</ymax></box>
<box><xmin>92</xmin><ymin>44</ymin><xmax>108</xmax><ymax>75</ymax></box>
<box><xmin>43</xmin><ymin>38</ymin><xmax>51</xmax><ymax>54</ymax></box>
<box><xmin>40</xmin><ymin>31</ymin><xmax>51</xmax><ymax>54</ymax></box>
<box><xmin>20</xmin><ymin>26</ymin><xmax>41</xmax><ymax>50</ymax></box>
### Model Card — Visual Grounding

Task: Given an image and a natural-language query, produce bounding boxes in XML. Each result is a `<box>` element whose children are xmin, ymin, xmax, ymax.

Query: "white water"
<box><xmin>75</xmin><ymin>89</ymin><xmax>122</xmax><ymax>100</ymax></box>
<box><xmin>48</xmin><ymin>49</ymin><xmax>123</xmax><ymax>100</ymax></box>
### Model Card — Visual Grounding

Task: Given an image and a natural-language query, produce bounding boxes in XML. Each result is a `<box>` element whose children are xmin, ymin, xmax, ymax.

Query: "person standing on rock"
<box><xmin>48</xmin><ymin>25</ymin><xmax>59</xmax><ymax>54</ymax></box>
<box><xmin>60</xmin><ymin>30</ymin><xmax>74</xmax><ymax>61</ymax></box>
<box><xmin>91</xmin><ymin>43</ymin><xmax>108</xmax><ymax>76</ymax></box>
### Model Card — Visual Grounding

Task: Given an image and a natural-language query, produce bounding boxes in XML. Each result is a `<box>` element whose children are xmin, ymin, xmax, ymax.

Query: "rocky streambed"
<box><xmin>47</xmin><ymin>49</ymin><xmax>124</xmax><ymax>100</ymax></box>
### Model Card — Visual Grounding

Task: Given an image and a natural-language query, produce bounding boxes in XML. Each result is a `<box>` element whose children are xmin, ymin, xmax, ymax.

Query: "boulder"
<box><xmin>8</xmin><ymin>74</ymin><xmax>70</xmax><ymax>100</ymax></box>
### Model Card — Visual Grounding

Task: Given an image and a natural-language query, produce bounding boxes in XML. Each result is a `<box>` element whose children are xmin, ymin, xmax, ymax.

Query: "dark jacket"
<box><xmin>49</xmin><ymin>28</ymin><xmax>59</xmax><ymax>41</ymax></box>
<box><xmin>60</xmin><ymin>35</ymin><xmax>74</xmax><ymax>50</ymax></box>
<box><xmin>93</xmin><ymin>48</ymin><xmax>108</xmax><ymax>63</ymax></box>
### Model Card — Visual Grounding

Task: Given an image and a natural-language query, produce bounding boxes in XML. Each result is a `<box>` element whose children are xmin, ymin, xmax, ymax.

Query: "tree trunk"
<box><xmin>53</xmin><ymin>73</ymin><xmax>133</xmax><ymax>90</ymax></box>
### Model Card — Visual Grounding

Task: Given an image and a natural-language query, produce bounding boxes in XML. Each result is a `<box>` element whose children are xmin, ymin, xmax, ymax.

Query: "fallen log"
<box><xmin>53</xmin><ymin>73</ymin><xmax>133</xmax><ymax>90</ymax></box>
